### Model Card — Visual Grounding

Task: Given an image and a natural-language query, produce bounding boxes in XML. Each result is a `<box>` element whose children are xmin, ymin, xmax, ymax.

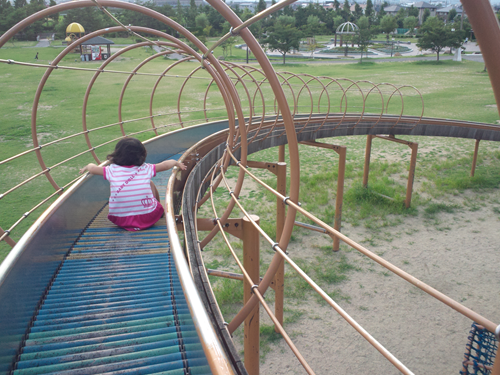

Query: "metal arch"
<box><xmin>219</xmin><ymin>63</ymin><xmax>257</xmax><ymax>137</ymax></box>
<box><xmin>334</xmin><ymin>79</ymin><xmax>367</xmax><ymax>129</ymax></box>
<box><xmin>82</xmin><ymin>40</ymin><xmax>169</xmax><ymax>164</ymax></box>
<box><xmin>117</xmin><ymin>51</ymin><xmax>175</xmax><ymax>136</ymax></box>
<box><xmin>259</xmin><ymin>71</ymin><xmax>298</xmax><ymax>144</ymax></box>
<box><xmin>0</xmin><ymin>0</ymin><xmax>243</xmax><ymax>196</ymax></box>
<box><xmin>221</xmin><ymin>63</ymin><xmax>268</xmax><ymax>146</ymax></box>
<box><xmin>206</xmin><ymin>0</ymin><xmax>301</xmax><ymax>335</ymax></box>
<box><xmin>355</xmin><ymin>81</ymin><xmax>386</xmax><ymax>130</ymax></box>
<box><xmin>274</xmin><ymin>72</ymin><xmax>314</xmax><ymax>138</ymax></box>
<box><xmin>293</xmin><ymin>73</ymin><xmax>331</xmax><ymax>135</ymax></box>
<box><xmin>178</xmin><ymin>64</ymin><xmax>207</xmax><ymax>126</ymax></box>
<box><xmin>285</xmin><ymin>72</ymin><xmax>315</xmax><ymax>136</ymax></box>
<box><xmin>390</xmin><ymin>85</ymin><xmax>425</xmax><ymax>131</ymax></box>
<box><xmin>317</xmin><ymin>77</ymin><xmax>349</xmax><ymax>130</ymax></box>
<box><xmin>375</xmin><ymin>82</ymin><xmax>405</xmax><ymax>129</ymax></box>
<box><xmin>149</xmin><ymin>57</ymin><xmax>194</xmax><ymax>130</ymax></box>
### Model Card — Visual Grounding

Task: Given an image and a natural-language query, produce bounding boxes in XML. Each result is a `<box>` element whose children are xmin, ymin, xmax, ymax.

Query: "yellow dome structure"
<box><xmin>64</xmin><ymin>36</ymin><xmax>72</xmax><ymax>43</ymax></box>
<box><xmin>66</xmin><ymin>22</ymin><xmax>84</xmax><ymax>34</ymax></box>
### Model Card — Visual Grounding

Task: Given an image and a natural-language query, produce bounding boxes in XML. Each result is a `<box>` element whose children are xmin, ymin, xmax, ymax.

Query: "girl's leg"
<box><xmin>150</xmin><ymin>181</ymin><xmax>160</xmax><ymax>202</ymax></box>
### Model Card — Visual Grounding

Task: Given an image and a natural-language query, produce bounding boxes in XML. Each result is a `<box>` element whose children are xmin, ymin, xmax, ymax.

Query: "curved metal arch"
<box><xmin>333</xmin><ymin>78</ymin><xmax>367</xmax><ymax>129</ymax></box>
<box><xmin>354</xmin><ymin>80</ymin><xmax>385</xmax><ymax>130</ymax></box>
<box><xmin>82</xmin><ymin>40</ymin><xmax>175</xmax><ymax>164</ymax></box>
<box><xmin>374</xmin><ymin>82</ymin><xmax>406</xmax><ymax>129</ymax></box>
<box><xmin>0</xmin><ymin>1</ymin><xmax>244</xmax><ymax>197</ymax></box>
<box><xmin>117</xmin><ymin>50</ymin><xmax>177</xmax><ymax>136</ymax></box>
<box><xmin>204</xmin><ymin>0</ymin><xmax>302</xmax><ymax>331</ymax></box>
<box><xmin>317</xmin><ymin>77</ymin><xmax>349</xmax><ymax>130</ymax></box>
<box><xmin>220</xmin><ymin>63</ymin><xmax>268</xmax><ymax>146</ymax></box>
<box><xmin>390</xmin><ymin>85</ymin><xmax>425</xmax><ymax>131</ymax></box>
<box><xmin>149</xmin><ymin>57</ymin><xmax>194</xmax><ymax>130</ymax></box>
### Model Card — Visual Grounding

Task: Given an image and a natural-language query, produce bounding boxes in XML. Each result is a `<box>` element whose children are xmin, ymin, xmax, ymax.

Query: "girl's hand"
<box><xmin>176</xmin><ymin>162</ymin><xmax>187</xmax><ymax>171</ymax></box>
<box><xmin>79</xmin><ymin>164</ymin><xmax>92</xmax><ymax>174</ymax></box>
<box><xmin>79</xmin><ymin>163</ymin><xmax>104</xmax><ymax>176</ymax></box>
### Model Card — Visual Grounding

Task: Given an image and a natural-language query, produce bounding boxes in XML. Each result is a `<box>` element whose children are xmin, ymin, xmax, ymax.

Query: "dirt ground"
<box><xmin>201</xmin><ymin>138</ymin><xmax>500</xmax><ymax>375</ymax></box>
<box><xmin>246</xmin><ymin>195</ymin><xmax>500</xmax><ymax>375</ymax></box>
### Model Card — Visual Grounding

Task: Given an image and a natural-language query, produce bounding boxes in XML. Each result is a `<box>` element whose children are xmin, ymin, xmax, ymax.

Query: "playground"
<box><xmin>0</xmin><ymin>1</ymin><xmax>499</xmax><ymax>375</ymax></box>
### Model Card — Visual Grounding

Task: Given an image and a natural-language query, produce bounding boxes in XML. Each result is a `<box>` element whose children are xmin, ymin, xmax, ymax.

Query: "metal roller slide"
<box><xmin>10</xmin><ymin>159</ymin><xmax>211</xmax><ymax>375</ymax></box>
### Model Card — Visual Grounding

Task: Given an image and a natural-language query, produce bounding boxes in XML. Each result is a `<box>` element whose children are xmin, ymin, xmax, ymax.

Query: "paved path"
<box><xmin>34</xmin><ymin>38</ymin><xmax>485</xmax><ymax>64</ymax></box>
<box><xmin>34</xmin><ymin>39</ymin><xmax>50</xmax><ymax>48</ymax></box>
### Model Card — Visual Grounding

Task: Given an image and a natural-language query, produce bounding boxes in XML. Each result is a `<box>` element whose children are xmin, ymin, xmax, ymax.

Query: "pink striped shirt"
<box><xmin>104</xmin><ymin>163</ymin><xmax>157</xmax><ymax>217</ymax></box>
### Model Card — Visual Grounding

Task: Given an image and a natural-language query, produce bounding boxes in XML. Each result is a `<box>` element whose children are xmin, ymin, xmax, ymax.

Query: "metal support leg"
<box><xmin>274</xmin><ymin>162</ymin><xmax>286</xmax><ymax>331</ymax></box>
<box><xmin>243</xmin><ymin>215</ymin><xmax>260</xmax><ymax>375</ymax></box>
<box><xmin>279</xmin><ymin>144</ymin><xmax>285</xmax><ymax>163</ymax></box>
<box><xmin>363</xmin><ymin>135</ymin><xmax>373</xmax><ymax>188</ymax></box>
<box><xmin>334</xmin><ymin>147</ymin><xmax>346</xmax><ymax>251</ymax></box>
<box><xmin>471</xmin><ymin>139</ymin><xmax>480</xmax><ymax>177</ymax></box>
<box><xmin>405</xmin><ymin>143</ymin><xmax>418</xmax><ymax>209</ymax></box>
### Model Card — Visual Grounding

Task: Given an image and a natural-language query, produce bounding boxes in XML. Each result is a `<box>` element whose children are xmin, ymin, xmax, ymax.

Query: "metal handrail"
<box><xmin>223</xmin><ymin>146</ymin><xmax>499</xmax><ymax>336</ymax></box>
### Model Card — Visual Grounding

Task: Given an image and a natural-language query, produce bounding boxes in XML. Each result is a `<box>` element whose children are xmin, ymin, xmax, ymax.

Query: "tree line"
<box><xmin>0</xmin><ymin>0</ymin><xmax>483</xmax><ymax>63</ymax></box>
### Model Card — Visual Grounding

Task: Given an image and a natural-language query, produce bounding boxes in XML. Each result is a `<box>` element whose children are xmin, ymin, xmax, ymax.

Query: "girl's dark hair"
<box><xmin>107</xmin><ymin>138</ymin><xmax>147</xmax><ymax>166</ymax></box>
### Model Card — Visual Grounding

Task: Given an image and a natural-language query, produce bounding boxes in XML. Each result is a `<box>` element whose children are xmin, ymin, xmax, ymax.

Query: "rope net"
<box><xmin>461</xmin><ymin>323</ymin><xmax>499</xmax><ymax>375</ymax></box>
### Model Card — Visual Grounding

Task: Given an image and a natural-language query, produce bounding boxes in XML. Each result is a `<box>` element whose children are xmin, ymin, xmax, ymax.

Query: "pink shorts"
<box><xmin>108</xmin><ymin>201</ymin><xmax>165</xmax><ymax>231</ymax></box>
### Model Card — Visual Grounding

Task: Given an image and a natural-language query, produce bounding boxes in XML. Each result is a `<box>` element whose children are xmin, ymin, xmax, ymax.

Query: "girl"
<box><xmin>79</xmin><ymin>137</ymin><xmax>187</xmax><ymax>231</ymax></box>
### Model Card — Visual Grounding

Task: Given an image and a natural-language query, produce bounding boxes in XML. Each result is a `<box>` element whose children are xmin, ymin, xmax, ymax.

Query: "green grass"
<box><xmin>1</xmin><ymin>43</ymin><xmax>500</xmax><ymax>319</ymax></box>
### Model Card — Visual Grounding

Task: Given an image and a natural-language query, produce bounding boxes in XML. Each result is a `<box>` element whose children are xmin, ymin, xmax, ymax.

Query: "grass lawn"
<box><xmin>0</xmin><ymin>44</ymin><xmax>498</xmax><ymax>261</ymax></box>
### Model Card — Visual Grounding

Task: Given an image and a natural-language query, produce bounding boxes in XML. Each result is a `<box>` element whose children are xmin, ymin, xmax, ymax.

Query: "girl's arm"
<box><xmin>156</xmin><ymin>160</ymin><xmax>187</xmax><ymax>173</ymax></box>
<box><xmin>79</xmin><ymin>163</ymin><xmax>104</xmax><ymax>176</ymax></box>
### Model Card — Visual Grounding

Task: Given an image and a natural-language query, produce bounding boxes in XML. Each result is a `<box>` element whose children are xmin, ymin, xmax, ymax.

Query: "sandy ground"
<box><xmin>201</xmin><ymin>137</ymin><xmax>500</xmax><ymax>375</ymax></box>
<box><xmin>255</xmin><ymin>203</ymin><xmax>500</xmax><ymax>375</ymax></box>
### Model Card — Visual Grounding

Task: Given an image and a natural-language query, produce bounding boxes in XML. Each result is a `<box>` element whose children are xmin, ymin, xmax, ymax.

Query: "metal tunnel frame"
<box><xmin>1</xmin><ymin>0</ymin><xmax>500</xmax><ymax>373</ymax></box>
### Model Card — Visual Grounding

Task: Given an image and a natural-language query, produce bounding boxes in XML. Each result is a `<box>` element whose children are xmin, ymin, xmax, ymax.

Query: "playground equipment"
<box><xmin>0</xmin><ymin>0</ymin><xmax>499</xmax><ymax>374</ymax></box>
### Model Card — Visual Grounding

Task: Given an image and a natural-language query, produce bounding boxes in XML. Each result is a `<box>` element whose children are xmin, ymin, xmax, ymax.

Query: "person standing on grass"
<box><xmin>35</xmin><ymin>52</ymin><xmax>38</xmax><ymax>60</ymax></box>
<box><xmin>79</xmin><ymin>137</ymin><xmax>187</xmax><ymax>231</ymax></box>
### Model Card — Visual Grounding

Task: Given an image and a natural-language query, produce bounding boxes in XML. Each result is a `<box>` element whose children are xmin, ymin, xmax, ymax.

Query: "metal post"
<box><xmin>471</xmin><ymin>139</ymin><xmax>480</xmax><ymax>177</ymax></box>
<box><xmin>246</xmin><ymin>45</ymin><xmax>249</xmax><ymax>64</ymax></box>
<box><xmin>299</xmin><ymin>140</ymin><xmax>346</xmax><ymax>251</ymax></box>
<box><xmin>243</xmin><ymin>215</ymin><xmax>260</xmax><ymax>375</ymax></box>
<box><xmin>274</xmin><ymin>162</ymin><xmax>286</xmax><ymax>331</ymax></box>
<box><xmin>334</xmin><ymin>147</ymin><xmax>346</xmax><ymax>251</ymax></box>
<box><xmin>363</xmin><ymin>135</ymin><xmax>373</xmax><ymax>187</ymax></box>
<box><xmin>279</xmin><ymin>144</ymin><xmax>285</xmax><ymax>163</ymax></box>
<box><xmin>405</xmin><ymin>143</ymin><xmax>418</xmax><ymax>209</ymax></box>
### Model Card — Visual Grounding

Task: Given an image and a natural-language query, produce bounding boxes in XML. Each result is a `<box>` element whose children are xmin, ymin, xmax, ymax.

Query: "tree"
<box><xmin>341</xmin><ymin>0</ymin><xmax>351</xmax><ymax>22</ymax></box>
<box><xmin>357</xmin><ymin>15</ymin><xmax>373</xmax><ymax>62</ymax></box>
<box><xmin>448</xmin><ymin>8</ymin><xmax>457</xmax><ymax>23</ymax></box>
<box><xmin>365</xmin><ymin>0</ymin><xmax>374</xmax><ymax>21</ymax></box>
<box><xmin>380</xmin><ymin>14</ymin><xmax>397</xmax><ymax>42</ymax></box>
<box><xmin>408</xmin><ymin>5</ymin><xmax>418</xmax><ymax>17</ymax></box>
<box><xmin>403</xmin><ymin>16</ymin><xmax>418</xmax><ymax>36</ymax></box>
<box><xmin>306</xmin><ymin>15</ymin><xmax>321</xmax><ymax>38</ymax></box>
<box><xmin>187</xmin><ymin>0</ymin><xmax>197</xmax><ymax>30</ymax></box>
<box><xmin>395</xmin><ymin>8</ymin><xmax>406</xmax><ymax>28</ymax></box>
<box><xmin>256</xmin><ymin>0</ymin><xmax>266</xmax><ymax>14</ymax></box>
<box><xmin>422</xmin><ymin>8</ymin><xmax>431</xmax><ymax>24</ymax></box>
<box><xmin>0</xmin><ymin>0</ymin><xmax>13</xmax><ymax>32</ymax></box>
<box><xmin>13</xmin><ymin>0</ymin><xmax>27</xmax><ymax>9</ymax></box>
<box><xmin>333</xmin><ymin>0</ymin><xmax>340</xmax><ymax>12</ymax></box>
<box><xmin>353</xmin><ymin>3</ymin><xmax>363</xmax><ymax>20</ymax></box>
<box><xmin>333</xmin><ymin>15</ymin><xmax>343</xmax><ymax>34</ymax></box>
<box><xmin>265</xmin><ymin>15</ymin><xmax>302</xmax><ymax>64</ymax></box>
<box><xmin>417</xmin><ymin>16</ymin><xmax>464</xmax><ymax>61</ymax></box>
<box><xmin>377</xmin><ymin>2</ymin><xmax>388</xmax><ymax>23</ymax></box>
